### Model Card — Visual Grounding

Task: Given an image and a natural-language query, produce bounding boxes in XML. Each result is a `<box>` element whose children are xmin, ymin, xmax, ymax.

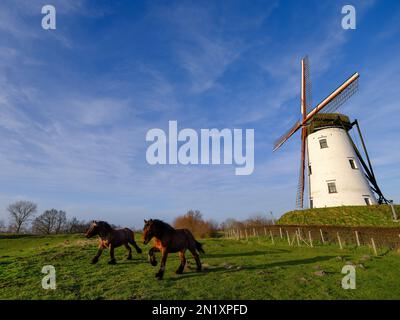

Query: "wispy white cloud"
<box><xmin>149</xmin><ymin>1</ymin><xmax>277</xmax><ymax>94</ymax></box>
<box><xmin>0</xmin><ymin>0</ymin><xmax>398</xmax><ymax>227</ymax></box>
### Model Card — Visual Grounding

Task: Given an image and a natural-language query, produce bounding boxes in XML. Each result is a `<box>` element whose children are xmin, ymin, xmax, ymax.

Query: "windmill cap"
<box><xmin>307</xmin><ymin>113</ymin><xmax>352</xmax><ymax>135</ymax></box>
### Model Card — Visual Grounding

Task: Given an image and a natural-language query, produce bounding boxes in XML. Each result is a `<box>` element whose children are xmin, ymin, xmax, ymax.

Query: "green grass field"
<box><xmin>278</xmin><ymin>205</ymin><xmax>400</xmax><ymax>227</ymax></box>
<box><xmin>1</xmin><ymin>233</ymin><xmax>400</xmax><ymax>300</ymax></box>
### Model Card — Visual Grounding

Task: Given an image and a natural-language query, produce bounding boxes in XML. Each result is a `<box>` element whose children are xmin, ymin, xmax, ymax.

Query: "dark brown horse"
<box><xmin>142</xmin><ymin>219</ymin><xmax>204</xmax><ymax>280</ymax></box>
<box><xmin>86</xmin><ymin>220</ymin><xmax>142</xmax><ymax>264</ymax></box>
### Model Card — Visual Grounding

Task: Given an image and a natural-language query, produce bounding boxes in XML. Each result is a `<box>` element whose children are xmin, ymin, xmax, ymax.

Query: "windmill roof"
<box><xmin>306</xmin><ymin>113</ymin><xmax>352</xmax><ymax>135</ymax></box>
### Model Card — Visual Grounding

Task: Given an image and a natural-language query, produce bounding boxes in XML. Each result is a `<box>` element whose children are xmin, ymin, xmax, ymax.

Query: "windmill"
<box><xmin>273</xmin><ymin>56</ymin><xmax>388</xmax><ymax>209</ymax></box>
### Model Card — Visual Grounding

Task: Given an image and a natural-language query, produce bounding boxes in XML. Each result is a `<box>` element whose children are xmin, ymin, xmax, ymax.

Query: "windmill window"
<box><xmin>364</xmin><ymin>197</ymin><xmax>372</xmax><ymax>205</ymax></box>
<box><xmin>308</xmin><ymin>165</ymin><xmax>312</xmax><ymax>175</ymax></box>
<box><xmin>349</xmin><ymin>159</ymin><xmax>358</xmax><ymax>169</ymax></box>
<box><xmin>319</xmin><ymin>139</ymin><xmax>328</xmax><ymax>149</ymax></box>
<box><xmin>327</xmin><ymin>182</ymin><xmax>337</xmax><ymax>194</ymax></box>
<box><xmin>310</xmin><ymin>198</ymin><xmax>314</xmax><ymax>209</ymax></box>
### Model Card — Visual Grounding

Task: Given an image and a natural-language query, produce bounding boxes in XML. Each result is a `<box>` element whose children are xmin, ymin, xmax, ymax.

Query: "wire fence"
<box><xmin>224</xmin><ymin>225</ymin><xmax>400</xmax><ymax>255</ymax></box>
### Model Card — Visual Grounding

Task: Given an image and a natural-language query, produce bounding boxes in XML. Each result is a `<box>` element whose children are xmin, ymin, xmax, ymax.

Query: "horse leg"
<box><xmin>155</xmin><ymin>249</ymin><xmax>168</xmax><ymax>280</ymax></box>
<box><xmin>124</xmin><ymin>243</ymin><xmax>132</xmax><ymax>260</ymax></box>
<box><xmin>175</xmin><ymin>250</ymin><xmax>186</xmax><ymax>274</ymax></box>
<box><xmin>108</xmin><ymin>244</ymin><xmax>116</xmax><ymax>265</ymax></box>
<box><xmin>130</xmin><ymin>240</ymin><xmax>142</xmax><ymax>254</ymax></box>
<box><xmin>148</xmin><ymin>247</ymin><xmax>160</xmax><ymax>266</ymax></box>
<box><xmin>91</xmin><ymin>247</ymin><xmax>103</xmax><ymax>264</ymax></box>
<box><xmin>189</xmin><ymin>248</ymin><xmax>202</xmax><ymax>272</ymax></box>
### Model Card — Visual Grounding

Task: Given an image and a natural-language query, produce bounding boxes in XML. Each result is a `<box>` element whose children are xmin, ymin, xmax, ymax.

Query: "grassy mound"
<box><xmin>277</xmin><ymin>205</ymin><xmax>400</xmax><ymax>227</ymax></box>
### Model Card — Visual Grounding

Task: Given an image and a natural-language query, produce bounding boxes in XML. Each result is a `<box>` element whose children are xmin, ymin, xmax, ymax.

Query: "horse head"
<box><xmin>86</xmin><ymin>220</ymin><xmax>112</xmax><ymax>238</ymax></box>
<box><xmin>143</xmin><ymin>219</ymin><xmax>157</xmax><ymax>244</ymax></box>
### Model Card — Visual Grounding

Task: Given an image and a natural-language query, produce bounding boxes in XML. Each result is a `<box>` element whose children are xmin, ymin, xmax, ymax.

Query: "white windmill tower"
<box><xmin>273</xmin><ymin>56</ymin><xmax>388</xmax><ymax>209</ymax></box>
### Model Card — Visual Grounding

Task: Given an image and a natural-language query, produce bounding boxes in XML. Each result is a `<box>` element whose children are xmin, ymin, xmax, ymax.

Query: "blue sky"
<box><xmin>0</xmin><ymin>0</ymin><xmax>399</xmax><ymax>228</ymax></box>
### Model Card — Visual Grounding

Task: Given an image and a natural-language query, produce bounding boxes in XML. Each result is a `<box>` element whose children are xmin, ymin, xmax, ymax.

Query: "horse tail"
<box><xmin>195</xmin><ymin>240</ymin><xmax>205</xmax><ymax>254</ymax></box>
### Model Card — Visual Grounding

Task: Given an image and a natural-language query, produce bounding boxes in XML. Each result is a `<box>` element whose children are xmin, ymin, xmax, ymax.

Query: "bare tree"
<box><xmin>244</xmin><ymin>214</ymin><xmax>273</xmax><ymax>228</ymax></box>
<box><xmin>7</xmin><ymin>201</ymin><xmax>37</xmax><ymax>233</ymax></box>
<box><xmin>0</xmin><ymin>219</ymin><xmax>6</xmax><ymax>233</ymax></box>
<box><xmin>54</xmin><ymin>210</ymin><xmax>67</xmax><ymax>233</ymax></box>
<box><xmin>32</xmin><ymin>209</ymin><xmax>67</xmax><ymax>234</ymax></box>
<box><xmin>65</xmin><ymin>217</ymin><xmax>89</xmax><ymax>234</ymax></box>
<box><xmin>32</xmin><ymin>210</ymin><xmax>56</xmax><ymax>234</ymax></box>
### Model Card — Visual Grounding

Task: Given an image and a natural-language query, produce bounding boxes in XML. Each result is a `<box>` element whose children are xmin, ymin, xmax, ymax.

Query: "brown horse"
<box><xmin>142</xmin><ymin>219</ymin><xmax>204</xmax><ymax>280</ymax></box>
<box><xmin>86</xmin><ymin>220</ymin><xmax>142</xmax><ymax>265</ymax></box>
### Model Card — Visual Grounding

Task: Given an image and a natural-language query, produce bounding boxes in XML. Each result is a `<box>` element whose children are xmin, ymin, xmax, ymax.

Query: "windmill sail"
<box><xmin>296</xmin><ymin>127</ymin><xmax>307</xmax><ymax>209</ymax></box>
<box><xmin>303</xmin><ymin>56</ymin><xmax>313</xmax><ymax>115</ymax></box>
<box><xmin>305</xmin><ymin>73</ymin><xmax>359</xmax><ymax>122</ymax></box>
<box><xmin>273</xmin><ymin>120</ymin><xmax>302</xmax><ymax>151</ymax></box>
<box><xmin>320</xmin><ymin>77</ymin><xmax>358</xmax><ymax>114</ymax></box>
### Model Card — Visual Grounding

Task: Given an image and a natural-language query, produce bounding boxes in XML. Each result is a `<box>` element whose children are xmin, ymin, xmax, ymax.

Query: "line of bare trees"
<box><xmin>2</xmin><ymin>200</ymin><xmax>89</xmax><ymax>234</ymax></box>
<box><xmin>220</xmin><ymin>214</ymin><xmax>275</xmax><ymax>230</ymax></box>
<box><xmin>0</xmin><ymin>201</ymin><xmax>276</xmax><ymax>237</ymax></box>
<box><xmin>172</xmin><ymin>211</ymin><xmax>275</xmax><ymax>238</ymax></box>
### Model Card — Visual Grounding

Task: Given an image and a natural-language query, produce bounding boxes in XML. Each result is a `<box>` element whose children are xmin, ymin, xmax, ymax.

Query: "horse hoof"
<box><xmin>155</xmin><ymin>273</ymin><xmax>163</xmax><ymax>280</ymax></box>
<box><xmin>91</xmin><ymin>259</ymin><xmax>99</xmax><ymax>264</ymax></box>
<box><xmin>175</xmin><ymin>270</ymin><xmax>183</xmax><ymax>274</ymax></box>
<box><xmin>108</xmin><ymin>260</ymin><xmax>116</xmax><ymax>265</ymax></box>
<box><xmin>127</xmin><ymin>256</ymin><xmax>132</xmax><ymax>260</ymax></box>
<box><xmin>151</xmin><ymin>260</ymin><xmax>157</xmax><ymax>266</ymax></box>
<box><xmin>137</xmin><ymin>249</ymin><xmax>143</xmax><ymax>254</ymax></box>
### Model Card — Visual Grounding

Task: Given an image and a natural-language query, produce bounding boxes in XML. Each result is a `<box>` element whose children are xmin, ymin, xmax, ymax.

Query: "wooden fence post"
<box><xmin>371</xmin><ymin>238</ymin><xmax>378</xmax><ymax>256</ymax></box>
<box><xmin>337</xmin><ymin>232</ymin><xmax>343</xmax><ymax>249</ymax></box>
<box><xmin>279</xmin><ymin>227</ymin><xmax>283</xmax><ymax>239</ymax></box>
<box><xmin>286</xmin><ymin>230</ymin><xmax>291</xmax><ymax>245</ymax></box>
<box><xmin>319</xmin><ymin>229</ymin><xmax>325</xmax><ymax>244</ymax></box>
<box><xmin>245</xmin><ymin>229</ymin><xmax>248</xmax><ymax>240</ymax></box>
<box><xmin>296</xmin><ymin>231</ymin><xmax>300</xmax><ymax>246</ymax></box>
<box><xmin>270</xmin><ymin>230</ymin><xmax>274</xmax><ymax>245</ymax></box>
<box><xmin>253</xmin><ymin>228</ymin><xmax>256</xmax><ymax>237</ymax></box>
<box><xmin>308</xmin><ymin>231</ymin><xmax>313</xmax><ymax>247</ymax></box>
<box><xmin>355</xmin><ymin>231</ymin><xmax>360</xmax><ymax>247</ymax></box>
<box><xmin>389</xmin><ymin>202</ymin><xmax>398</xmax><ymax>221</ymax></box>
<box><xmin>264</xmin><ymin>227</ymin><xmax>267</xmax><ymax>236</ymax></box>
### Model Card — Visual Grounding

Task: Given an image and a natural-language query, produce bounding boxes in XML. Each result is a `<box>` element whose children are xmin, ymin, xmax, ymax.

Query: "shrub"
<box><xmin>173</xmin><ymin>210</ymin><xmax>218</xmax><ymax>238</ymax></box>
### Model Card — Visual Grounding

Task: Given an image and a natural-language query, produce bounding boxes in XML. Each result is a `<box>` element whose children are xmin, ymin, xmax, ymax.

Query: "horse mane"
<box><xmin>97</xmin><ymin>221</ymin><xmax>113</xmax><ymax>233</ymax></box>
<box><xmin>152</xmin><ymin>219</ymin><xmax>175</xmax><ymax>232</ymax></box>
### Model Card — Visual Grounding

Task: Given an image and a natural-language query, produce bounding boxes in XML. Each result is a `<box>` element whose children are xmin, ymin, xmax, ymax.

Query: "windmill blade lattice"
<box><xmin>320</xmin><ymin>77</ymin><xmax>359</xmax><ymax>114</ymax></box>
<box><xmin>303</xmin><ymin>56</ymin><xmax>313</xmax><ymax>115</ymax></box>
<box><xmin>273</xmin><ymin>120</ymin><xmax>301</xmax><ymax>151</ymax></box>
